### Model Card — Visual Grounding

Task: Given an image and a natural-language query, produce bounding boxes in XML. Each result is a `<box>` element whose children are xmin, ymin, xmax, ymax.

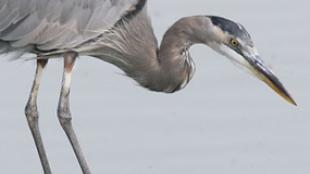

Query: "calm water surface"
<box><xmin>0</xmin><ymin>0</ymin><xmax>309</xmax><ymax>173</ymax></box>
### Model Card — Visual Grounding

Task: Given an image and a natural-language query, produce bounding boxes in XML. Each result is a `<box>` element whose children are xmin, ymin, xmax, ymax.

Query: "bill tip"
<box><xmin>286</xmin><ymin>97</ymin><xmax>297</xmax><ymax>106</ymax></box>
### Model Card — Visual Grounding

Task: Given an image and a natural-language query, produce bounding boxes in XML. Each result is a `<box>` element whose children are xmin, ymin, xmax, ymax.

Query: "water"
<box><xmin>0</xmin><ymin>0</ymin><xmax>309</xmax><ymax>173</ymax></box>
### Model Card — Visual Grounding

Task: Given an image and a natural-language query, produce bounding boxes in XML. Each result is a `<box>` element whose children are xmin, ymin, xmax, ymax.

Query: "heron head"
<box><xmin>204</xmin><ymin>16</ymin><xmax>296</xmax><ymax>105</ymax></box>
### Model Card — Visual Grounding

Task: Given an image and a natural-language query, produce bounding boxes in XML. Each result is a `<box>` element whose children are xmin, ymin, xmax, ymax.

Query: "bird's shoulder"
<box><xmin>0</xmin><ymin>0</ymin><xmax>145</xmax><ymax>53</ymax></box>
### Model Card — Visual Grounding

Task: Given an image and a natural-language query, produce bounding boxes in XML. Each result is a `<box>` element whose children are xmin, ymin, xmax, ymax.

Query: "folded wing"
<box><xmin>0</xmin><ymin>0</ymin><xmax>138</xmax><ymax>52</ymax></box>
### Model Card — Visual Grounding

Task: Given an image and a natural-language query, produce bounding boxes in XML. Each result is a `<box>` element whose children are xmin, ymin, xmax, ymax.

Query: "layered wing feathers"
<box><xmin>0</xmin><ymin>0</ymin><xmax>138</xmax><ymax>51</ymax></box>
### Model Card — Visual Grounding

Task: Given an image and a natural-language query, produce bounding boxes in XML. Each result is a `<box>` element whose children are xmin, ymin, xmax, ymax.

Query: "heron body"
<box><xmin>0</xmin><ymin>0</ymin><xmax>296</xmax><ymax>173</ymax></box>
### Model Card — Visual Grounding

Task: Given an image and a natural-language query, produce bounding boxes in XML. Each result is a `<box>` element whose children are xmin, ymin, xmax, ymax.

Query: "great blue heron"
<box><xmin>0</xmin><ymin>0</ymin><xmax>296</xmax><ymax>173</ymax></box>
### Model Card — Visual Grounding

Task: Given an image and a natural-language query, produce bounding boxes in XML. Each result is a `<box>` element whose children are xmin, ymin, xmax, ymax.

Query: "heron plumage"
<box><xmin>0</xmin><ymin>0</ymin><xmax>140</xmax><ymax>55</ymax></box>
<box><xmin>0</xmin><ymin>1</ymin><xmax>296</xmax><ymax>173</ymax></box>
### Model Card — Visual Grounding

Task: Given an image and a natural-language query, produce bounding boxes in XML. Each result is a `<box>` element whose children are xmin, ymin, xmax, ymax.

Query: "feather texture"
<box><xmin>0</xmin><ymin>0</ymin><xmax>139</xmax><ymax>58</ymax></box>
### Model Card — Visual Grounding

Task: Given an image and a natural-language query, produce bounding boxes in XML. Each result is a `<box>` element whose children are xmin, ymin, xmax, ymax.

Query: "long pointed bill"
<box><xmin>246</xmin><ymin>56</ymin><xmax>297</xmax><ymax>106</ymax></box>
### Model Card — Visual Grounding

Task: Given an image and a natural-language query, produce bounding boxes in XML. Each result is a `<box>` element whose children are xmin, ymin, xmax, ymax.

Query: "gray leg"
<box><xmin>57</xmin><ymin>52</ymin><xmax>91</xmax><ymax>174</ymax></box>
<box><xmin>25</xmin><ymin>59</ymin><xmax>52</xmax><ymax>174</ymax></box>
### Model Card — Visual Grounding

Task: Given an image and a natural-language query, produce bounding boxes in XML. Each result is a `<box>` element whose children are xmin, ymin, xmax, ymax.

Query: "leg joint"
<box><xmin>58</xmin><ymin>117</ymin><xmax>72</xmax><ymax>128</ymax></box>
<box><xmin>57</xmin><ymin>108</ymin><xmax>72</xmax><ymax>127</ymax></box>
<box><xmin>25</xmin><ymin>103</ymin><xmax>39</xmax><ymax>120</ymax></box>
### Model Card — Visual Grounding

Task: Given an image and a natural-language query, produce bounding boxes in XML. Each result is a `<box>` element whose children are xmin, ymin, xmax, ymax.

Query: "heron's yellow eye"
<box><xmin>230</xmin><ymin>39</ymin><xmax>239</xmax><ymax>47</ymax></box>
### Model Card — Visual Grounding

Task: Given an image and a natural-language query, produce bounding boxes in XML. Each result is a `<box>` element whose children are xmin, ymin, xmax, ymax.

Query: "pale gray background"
<box><xmin>0</xmin><ymin>0</ymin><xmax>309</xmax><ymax>173</ymax></box>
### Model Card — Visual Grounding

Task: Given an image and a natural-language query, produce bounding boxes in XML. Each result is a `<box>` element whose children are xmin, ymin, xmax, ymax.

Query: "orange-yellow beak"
<box><xmin>246</xmin><ymin>57</ymin><xmax>297</xmax><ymax>106</ymax></box>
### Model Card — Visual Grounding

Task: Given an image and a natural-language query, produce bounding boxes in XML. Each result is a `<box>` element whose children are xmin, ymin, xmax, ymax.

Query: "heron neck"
<box><xmin>159</xmin><ymin>16</ymin><xmax>207</xmax><ymax>64</ymax></box>
<box><xmin>154</xmin><ymin>17</ymin><xmax>207</xmax><ymax>92</ymax></box>
<box><xmin>96</xmin><ymin>16</ymin><xmax>209</xmax><ymax>93</ymax></box>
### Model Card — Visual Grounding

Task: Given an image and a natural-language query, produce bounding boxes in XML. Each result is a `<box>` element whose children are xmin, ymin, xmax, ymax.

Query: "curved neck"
<box><xmin>151</xmin><ymin>16</ymin><xmax>209</xmax><ymax>92</ymax></box>
<box><xmin>96</xmin><ymin>16</ymin><xmax>212</xmax><ymax>93</ymax></box>
<box><xmin>159</xmin><ymin>16</ymin><xmax>208</xmax><ymax>64</ymax></box>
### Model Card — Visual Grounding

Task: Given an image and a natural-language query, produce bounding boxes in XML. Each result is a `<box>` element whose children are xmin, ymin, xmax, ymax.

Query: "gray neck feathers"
<box><xmin>95</xmin><ymin>10</ymin><xmax>209</xmax><ymax>92</ymax></box>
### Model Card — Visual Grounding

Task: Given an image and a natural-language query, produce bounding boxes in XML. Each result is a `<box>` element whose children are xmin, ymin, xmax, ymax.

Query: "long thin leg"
<box><xmin>25</xmin><ymin>59</ymin><xmax>52</xmax><ymax>174</ymax></box>
<box><xmin>57</xmin><ymin>51</ymin><xmax>91</xmax><ymax>174</ymax></box>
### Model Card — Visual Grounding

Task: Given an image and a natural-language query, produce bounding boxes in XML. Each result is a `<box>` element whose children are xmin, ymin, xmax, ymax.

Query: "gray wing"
<box><xmin>0</xmin><ymin>0</ymin><xmax>139</xmax><ymax>51</ymax></box>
